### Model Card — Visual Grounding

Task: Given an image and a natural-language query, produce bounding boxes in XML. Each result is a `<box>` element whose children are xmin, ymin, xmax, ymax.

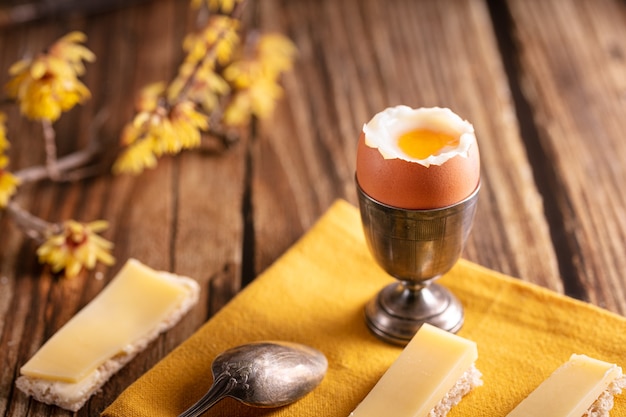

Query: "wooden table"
<box><xmin>1</xmin><ymin>0</ymin><xmax>625</xmax><ymax>415</ymax></box>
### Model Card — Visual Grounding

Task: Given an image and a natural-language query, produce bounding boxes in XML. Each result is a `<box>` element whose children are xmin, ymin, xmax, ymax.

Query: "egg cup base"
<box><xmin>364</xmin><ymin>281</ymin><xmax>464</xmax><ymax>346</ymax></box>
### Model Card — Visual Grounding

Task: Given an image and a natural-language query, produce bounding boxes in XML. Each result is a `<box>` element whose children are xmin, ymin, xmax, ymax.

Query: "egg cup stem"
<box><xmin>357</xmin><ymin>182</ymin><xmax>480</xmax><ymax>346</ymax></box>
<box><xmin>365</xmin><ymin>281</ymin><xmax>464</xmax><ymax>345</ymax></box>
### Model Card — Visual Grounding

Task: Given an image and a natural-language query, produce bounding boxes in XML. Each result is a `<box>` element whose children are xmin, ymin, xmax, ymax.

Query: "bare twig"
<box><xmin>41</xmin><ymin>119</ymin><xmax>61</xmax><ymax>180</ymax></box>
<box><xmin>200</xmin><ymin>127</ymin><xmax>240</xmax><ymax>153</ymax></box>
<box><xmin>16</xmin><ymin>145</ymin><xmax>100</xmax><ymax>184</ymax></box>
<box><xmin>14</xmin><ymin>108</ymin><xmax>108</xmax><ymax>184</ymax></box>
<box><xmin>5</xmin><ymin>200</ymin><xmax>55</xmax><ymax>242</ymax></box>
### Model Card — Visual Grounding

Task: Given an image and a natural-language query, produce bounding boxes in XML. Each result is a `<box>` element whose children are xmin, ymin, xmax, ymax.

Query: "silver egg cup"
<box><xmin>357</xmin><ymin>181</ymin><xmax>480</xmax><ymax>345</ymax></box>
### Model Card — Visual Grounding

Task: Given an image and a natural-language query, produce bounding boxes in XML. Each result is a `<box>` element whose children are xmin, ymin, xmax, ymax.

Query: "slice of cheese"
<box><xmin>20</xmin><ymin>259</ymin><xmax>195</xmax><ymax>383</ymax></box>
<box><xmin>506</xmin><ymin>354</ymin><xmax>623</xmax><ymax>417</ymax></box>
<box><xmin>349</xmin><ymin>323</ymin><xmax>478</xmax><ymax>417</ymax></box>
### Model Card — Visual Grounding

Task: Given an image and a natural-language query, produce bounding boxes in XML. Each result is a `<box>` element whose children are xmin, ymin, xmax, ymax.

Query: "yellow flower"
<box><xmin>223</xmin><ymin>59</ymin><xmax>258</xmax><ymax>89</ymax></box>
<box><xmin>5</xmin><ymin>31</ymin><xmax>94</xmax><ymax>121</ymax></box>
<box><xmin>248</xmin><ymin>78</ymin><xmax>283</xmax><ymax>117</ymax></box>
<box><xmin>113</xmin><ymin>100</ymin><xmax>209</xmax><ymax>175</ymax></box>
<box><xmin>223</xmin><ymin>77</ymin><xmax>282</xmax><ymax>126</ymax></box>
<box><xmin>112</xmin><ymin>136</ymin><xmax>158</xmax><ymax>175</ymax></box>
<box><xmin>146</xmin><ymin>101</ymin><xmax>209</xmax><ymax>155</ymax></box>
<box><xmin>222</xmin><ymin>92</ymin><xmax>251</xmax><ymax>126</ymax></box>
<box><xmin>37</xmin><ymin>220</ymin><xmax>115</xmax><ymax>279</ymax></box>
<box><xmin>9</xmin><ymin>70</ymin><xmax>91</xmax><ymax>121</ymax></box>
<box><xmin>168</xmin><ymin>62</ymin><xmax>230</xmax><ymax>113</ymax></box>
<box><xmin>224</xmin><ymin>33</ymin><xmax>296</xmax><ymax>89</ymax></box>
<box><xmin>48</xmin><ymin>31</ymin><xmax>96</xmax><ymax>76</ymax></box>
<box><xmin>257</xmin><ymin>33</ymin><xmax>298</xmax><ymax>75</ymax></box>
<box><xmin>135</xmin><ymin>82</ymin><xmax>167</xmax><ymax>112</ymax></box>
<box><xmin>190</xmin><ymin>0</ymin><xmax>244</xmax><ymax>13</ymax></box>
<box><xmin>222</xmin><ymin>33</ymin><xmax>296</xmax><ymax>126</ymax></box>
<box><xmin>147</xmin><ymin>116</ymin><xmax>179</xmax><ymax>155</ymax></box>
<box><xmin>0</xmin><ymin>115</ymin><xmax>19</xmax><ymax>208</ymax></box>
<box><xmin>168</xmin><ymin>16</ymin><xmax>238</xmax><ymax>114</ymax></box>
<box><xmin>0</xmin><ymin>163</ymin><xmax>21</xmax><ymax>209</ymax></box>
<box><xmin>183</xmin><ymin>16</ymin><xmax>239</xmax><ymax>66</ymax></box>
<box><xmin>0</xmin><ymin>112</ymin><xmax>8</xmax><ymax>152</ymax></box>
<box><xmin>170</xmin><ymin>101</ymin><xmax>210</xmax><ymax>147</ymax></box>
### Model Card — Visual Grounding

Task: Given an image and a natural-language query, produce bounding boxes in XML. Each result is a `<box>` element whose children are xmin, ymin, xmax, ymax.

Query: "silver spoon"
<box><xmin>177</xmin><ymin>341</ymin><xmax>328</xmax><ymax>417</ymax></box>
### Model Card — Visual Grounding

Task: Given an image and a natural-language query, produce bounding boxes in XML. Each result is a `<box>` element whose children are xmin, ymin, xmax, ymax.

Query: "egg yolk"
<box><xmin>397</xmin><ymin>129</ymin><xmax>459</xmax><ymax>160</ymax></box>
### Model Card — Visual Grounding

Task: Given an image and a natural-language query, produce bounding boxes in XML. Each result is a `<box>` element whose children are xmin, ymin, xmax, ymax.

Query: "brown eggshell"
<box><xmin>356</xmin><ymin>132</ymin><xmax>480</xmax><ymax>209</ymax></box>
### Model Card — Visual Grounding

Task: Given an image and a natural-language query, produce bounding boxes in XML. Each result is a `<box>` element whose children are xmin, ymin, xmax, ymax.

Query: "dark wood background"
<box><xmin>1</xmin><ymin>0</ymin><xmax>625</xmax><ymax>415</ymax></box>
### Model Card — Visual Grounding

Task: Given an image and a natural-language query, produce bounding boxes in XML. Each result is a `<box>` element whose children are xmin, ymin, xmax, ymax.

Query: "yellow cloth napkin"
<box><xmin>102</xmin><ymin>200</ymin><xmax>626</xmax><ymax>417</ymax></box>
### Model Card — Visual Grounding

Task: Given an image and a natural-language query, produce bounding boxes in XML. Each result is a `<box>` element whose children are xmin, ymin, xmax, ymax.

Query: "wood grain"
<box><xmin>506</xmin><ymin>0</ymin><xmax>626</xmax><ymax>313</ymax></box>
<box><xmin>0</xmin><ymin>0</ymin><xmax>625</xmax><ymax>415</ymax></box>
<box><xmin>252</xmin><ymin>0</ymin><xmax>561</xmax><ymax>287</ymax></box>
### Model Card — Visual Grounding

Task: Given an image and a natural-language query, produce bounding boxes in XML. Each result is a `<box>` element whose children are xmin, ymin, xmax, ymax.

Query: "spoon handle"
<box><xmin>177</xmin><ymin>373</ymin><xmax>237</xmax><ymax>417</ymax></box>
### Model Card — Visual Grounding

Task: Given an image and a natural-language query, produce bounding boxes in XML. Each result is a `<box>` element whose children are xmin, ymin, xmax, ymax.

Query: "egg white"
<box><xmin>362</xmin><ymin>106</ymin><xmax>476</xmax><ymax>167</ymax></box>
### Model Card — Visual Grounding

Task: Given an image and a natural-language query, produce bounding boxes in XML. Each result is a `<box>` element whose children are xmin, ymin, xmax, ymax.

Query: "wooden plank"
<box><xmin>251</xmin><ymin>0</ymin><xmax>561</xmax><ymax>292</ymax></box>
<box><xmin>250</xmin><ymin>0</ymin><xmax>364</xmax><ymax>273</ymax></box>
<box><xmin>0</xmin><ymin>19</ymin><xmax>99</xmax><ymax>417</ymax></box>
<box><xmin>1</xmin><ymin>0</ymin><xmax>625</xmax><ymax>415</ymax></box>
<box><xmin>506</xmin><ymin>0</ymin><xmax>626</xmax><ymax>314</ymax></box>
<box><xmin>0</xmin><ymin>0</ymin><xmax>248</xmax><ymax>415</ymax></box>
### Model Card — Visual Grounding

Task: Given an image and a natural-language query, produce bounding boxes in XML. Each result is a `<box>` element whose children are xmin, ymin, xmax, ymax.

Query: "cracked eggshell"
<box><xmin>356</xmin><ymin>106</ymin><xmax>480</xmax><ymax>209</ymax></box>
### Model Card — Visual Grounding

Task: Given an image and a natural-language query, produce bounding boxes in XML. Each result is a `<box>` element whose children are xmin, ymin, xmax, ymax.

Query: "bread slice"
<box><xmin>16</xmin><ymin>259</ymin><xmax>200</xmax><ymax>411</ymax></box>
<box><xmin>349</xmin><ymin>323</ymin><xmax>482</xmax><ymax>417</ymax></box>
<box><xmin>506</xmin><ymin>354</ymin><xmax>625</xmax><ymax>417</ymax></box>
<box><xmin>429</xmin><ymin>364</ymin><xmax>483</xmax><ymax>417</ymax></box>
<box><xmin>585</xmin><ymin>374</ymin><xmax>626</xmax><ymax>417</ymax></box>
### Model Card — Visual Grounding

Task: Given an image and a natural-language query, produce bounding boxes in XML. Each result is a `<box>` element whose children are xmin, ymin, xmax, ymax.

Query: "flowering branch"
<box><xmin>5</xmin><ymin>200</ymin><xmax>51</xmax><ymax>242</ymax></box>
<box><xmin>5</xmin><ymin>199</ymin><xmax>115</xmax><ymax>278</ymax></box>
<box><xmin>113</xmin><ymin>0</ymin><xmax>296</xmax><ymax>174</ymax></box>
<box><xmin>0</xmin><ymin>0</ymin><xmax>296</xmax><ymax>279</ymax></box>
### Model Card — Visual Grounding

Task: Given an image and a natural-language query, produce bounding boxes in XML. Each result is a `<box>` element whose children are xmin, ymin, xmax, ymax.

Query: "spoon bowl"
<box><xmin>178</xmin><ymin>341</ymin><xmax>328</xmax><ymax>417</ymax></box>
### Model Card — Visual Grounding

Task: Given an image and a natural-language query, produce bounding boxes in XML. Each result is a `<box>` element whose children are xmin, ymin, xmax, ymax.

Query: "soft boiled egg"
<box><xmin>356</xmin><ymin>106</ymin><xmax>480</xmax><ymax>209</ymax></box>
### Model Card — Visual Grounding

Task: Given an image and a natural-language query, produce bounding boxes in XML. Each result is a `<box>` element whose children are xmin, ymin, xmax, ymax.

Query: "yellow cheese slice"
<box><xmin>506</xmin><ymin>354</ymin><xmax>623</xmax><ymax>417</ymax></box>
<box><xmin>349</xmin><ymin>323</ymin><xmax>478</xmax><ymax>417</ymax></box>
<box><xmin>20</xmin><ymin>259</ymin><xmax>193</xmax><ymax>383</ymax></box>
